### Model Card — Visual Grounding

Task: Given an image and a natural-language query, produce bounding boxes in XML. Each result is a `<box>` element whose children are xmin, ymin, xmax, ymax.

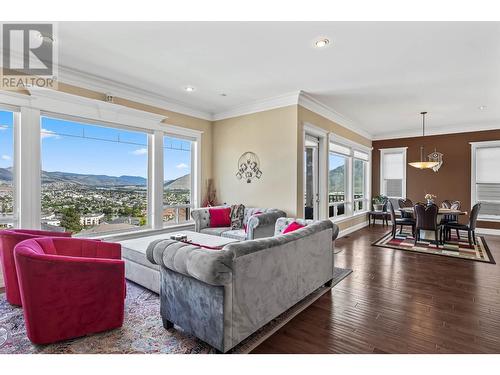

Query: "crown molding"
<box><xmin>212</xmin><ymin>91</ymin><xmax>301</xmax><ymax>121</ymax></box>
<box><xmin>298</xmin><ymin>92</ymin><xmax>372</xmax><ymax>140</ymax></box>
<box><xmin>372</xmin><ymin>121</ymin><xmax>500</xmax><ymax>141</ymax></box>
<box><xmin>57</xmin><ymin>65</ymin><xmax>213</xmax><ymax>121</ymax></box>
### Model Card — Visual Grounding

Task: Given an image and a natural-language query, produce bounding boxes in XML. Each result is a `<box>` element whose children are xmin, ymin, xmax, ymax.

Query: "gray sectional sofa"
<box><xmin>146</xmin><ymin>218</ymin><xmax>339</xmax><ymax>353</ymax></box>
<box><xmin>191</xmin><ymin>206</ymin><xmax>287</xmax><ymax>241</ymax></box>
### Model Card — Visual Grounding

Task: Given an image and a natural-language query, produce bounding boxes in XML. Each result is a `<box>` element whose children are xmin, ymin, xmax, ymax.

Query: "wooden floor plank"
<box><xmin>252</xmin><ymin>226</ymin><xmax>500</xmax><ymax>354</ymax></box>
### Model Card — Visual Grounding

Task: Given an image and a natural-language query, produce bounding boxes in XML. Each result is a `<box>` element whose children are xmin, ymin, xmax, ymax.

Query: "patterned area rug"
<box><xmin>373</xmin><ymin>230</ymin><xmax>495</xmax><ymax>264</ymax></box>
<box><xmin>0</xmin><ymin>267</ymin><xmax>352</xmax><ymax>354</ymax></box>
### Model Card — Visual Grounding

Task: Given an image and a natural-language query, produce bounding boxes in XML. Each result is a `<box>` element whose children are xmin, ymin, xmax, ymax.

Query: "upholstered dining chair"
<box><xmin>0</xmin><ymin>229</ymin><xmax>72</xmax><ymax>306</ymax></box>
<box><xmin>444</xmin><ymin>203</ymin><xmax>481</xmax><ymax>247</ymax></box>
<box><xmin>398</xmin><ymin>198</ymin><xmax>414</xmax><ymax>219</ymax></box>
<box><xmin>14</xmin><ymin>237</ymin><xmax>125</xmax><ymax>344</ymax></box>
<box><xmin>388</xmin><ymin>201</ymin><xmax>415</xmax><ymax>238</ymax></box>
<box><xmin>414</xmin><ymin>203</ymin><xmax>442</xmax><ymax>246</ymax></box>
<box><xmin>441</xmin><ymin>200</ymin><xmax>461</xmax><ymax>239</ymax></box>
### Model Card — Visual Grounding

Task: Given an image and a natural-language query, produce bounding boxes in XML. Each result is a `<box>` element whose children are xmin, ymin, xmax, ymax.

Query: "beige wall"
<box><xmin>212</xmin><ymin>104</ymin><xmax>373</xmax><ymax>231</ymax></box>
<box><xmin>212</xmin><ymin>105</ymin><xmax>299</xmax><ymax>216</ymax></box>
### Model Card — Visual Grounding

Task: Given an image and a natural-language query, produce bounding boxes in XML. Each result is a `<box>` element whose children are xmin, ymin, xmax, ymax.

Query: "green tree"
<box><xmin>60</xmin><ymin>207</ymin><xmax>83</xmax><ymax>233</ymax></box>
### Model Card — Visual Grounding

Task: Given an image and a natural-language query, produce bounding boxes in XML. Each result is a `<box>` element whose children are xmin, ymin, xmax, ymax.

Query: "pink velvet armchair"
<box><xmin>14</xmin><ymin>237</ymin><xmax>125</xmax><ymax>344</ymax></box>
<box><xmin>0</xmin><ymin>229</ymin><xmax>72</xmax><ymax>306</ymax></box>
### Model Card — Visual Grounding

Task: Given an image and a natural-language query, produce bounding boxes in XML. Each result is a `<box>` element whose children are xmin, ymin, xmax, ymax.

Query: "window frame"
<box><xmin>162</xmin><ymin>132</ymin><xmax>198</xmax><ymax>227</ymax></box>
<box><xmin>0</xmin><ymin>89</ymin><xmax>202</xmax><ymax>238</ymax></box>
<box><xmin>328</xmin><ymin>134</ymin><xmax>372</xmax><ymax>222</ymax></box>
<box><xmin>39</xmin><ymin>112</ymin><xmax>154</xmax><ymax>235</ymax></box>
<box><xmin>0</xmin><ymin>105</ymin><xmax>20</xmax><ymax>228</ymax></box>
<box><xmin>471</xmin><ymin>140</ymin><xmax>500</xmax><ymax>222</ymax></box>
<box><xmin>379</xmin><ymin>147</ymin><xmax>408</xmax><ymax>199</ymax></box>
<box><xmin>328</xmin><ymin>151</ymin><xmax>349</xmax><ymax>220</ymax></box>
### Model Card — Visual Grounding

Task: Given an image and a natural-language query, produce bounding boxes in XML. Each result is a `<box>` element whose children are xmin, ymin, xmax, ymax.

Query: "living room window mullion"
<box><xmin>151</xmin><ymin>130</ymin><xmax>164</xmax><ymax>230</ymax></box>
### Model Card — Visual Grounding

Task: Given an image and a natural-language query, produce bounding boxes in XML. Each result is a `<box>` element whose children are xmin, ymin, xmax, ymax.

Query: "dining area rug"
<box><xmin>373</xmin><ymin>230</ymin><xmax>495</xmax><ymax>264</ymax></box>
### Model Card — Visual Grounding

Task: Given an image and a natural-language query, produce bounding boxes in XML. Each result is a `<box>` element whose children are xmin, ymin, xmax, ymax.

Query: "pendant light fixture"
<box><xmin>408</xmin><ymin>111</ymin><xmax>440</xmax><ymax>170</ymax></box>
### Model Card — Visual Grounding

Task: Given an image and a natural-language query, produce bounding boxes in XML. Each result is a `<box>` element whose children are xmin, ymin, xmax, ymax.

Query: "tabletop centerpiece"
<box><xmin>424</xmin><ymin>194</ymin><xmax>437</xmax><ymax>205</ymax></box>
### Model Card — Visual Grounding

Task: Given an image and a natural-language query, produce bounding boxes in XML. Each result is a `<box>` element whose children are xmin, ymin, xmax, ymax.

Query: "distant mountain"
<box><xmin>0</xmin><ymin>167</ymin><xmax>13</xmax><ymax>183</ymax></box>
<box><xmin>164</xmin><ymin>174</ymin><xmax>191</xmax><ymax>191</ymax></box>
<box><xmin>0</xmin><ymin>167</ymin><xmax>147</xmax><ymax>186</ymax></box>
<box><xmin>329</xmin><ymin>165</ymin><xmax>363</xmax><ymax>193</ymax></box>
<box><xmin>329</xmin><ymin>166</ymin><xmax>344</xmax><ymax>192</ymax></box>
<box><xmin>0</xmin><ymin>167</ymin><xmax>192</xmax><ymax>190</ymax></box>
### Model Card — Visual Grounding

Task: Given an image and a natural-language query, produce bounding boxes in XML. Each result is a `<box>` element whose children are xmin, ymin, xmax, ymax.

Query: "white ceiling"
<box><xmin>56</xmin><ymin>22</ymin><xmax>500</xmax><ymax>139</ymax></box>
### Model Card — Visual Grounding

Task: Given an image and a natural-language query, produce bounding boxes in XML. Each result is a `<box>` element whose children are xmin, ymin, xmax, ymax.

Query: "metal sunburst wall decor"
<box><xmin>428</xmin><ymin>149</ymin><xmax>444</xmax><ymax>172</ymax></box>
<box><xmin>236</xmin><ymin>151</ymin><xmax>262</xmax><ymax>183</ymax></box>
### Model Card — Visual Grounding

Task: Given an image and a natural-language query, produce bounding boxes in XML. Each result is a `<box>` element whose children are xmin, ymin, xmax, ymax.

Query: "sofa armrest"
<box><xmin>247</xmin><ymin>210</ymin><xmax>287</xmax><ymax>240</ymax></box>
<box><xmin>146</xmin><ymin>239</ymin><xmax>233</xmax><ymax>286</ymax></box>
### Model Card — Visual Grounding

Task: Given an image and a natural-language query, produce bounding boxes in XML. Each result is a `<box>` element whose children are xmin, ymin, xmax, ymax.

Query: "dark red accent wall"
<box><xmin>372</xmin><ymin>129</ymin><xmax>500</xmax><ymax>229</ymax></box>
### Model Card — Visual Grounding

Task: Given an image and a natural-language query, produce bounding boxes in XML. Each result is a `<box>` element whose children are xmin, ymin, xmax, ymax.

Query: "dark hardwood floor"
<box><xmin>252</xmin><ymin>225</ymin><xmax>500</xmax><ymax>354</ymax></box>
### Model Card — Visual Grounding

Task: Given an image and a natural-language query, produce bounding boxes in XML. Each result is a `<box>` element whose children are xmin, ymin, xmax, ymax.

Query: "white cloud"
<box><xmin>132</xmin><ymin>148</ymin><xmax>148</xmax><ymax>156</ymax></box>
<box><xmin>176</xmin><ymin>163</ymin><xmax>189</xmax><ymax>169</ymax></box>
<box><xmin>1</xmin><ymin>155</ymin><xmax>11</xmax><ymax>161</ymax></box>
<box><xmin>41</xmin><ymin>129</ymin><xmax>59</xmax><ymax>139</ymax></box>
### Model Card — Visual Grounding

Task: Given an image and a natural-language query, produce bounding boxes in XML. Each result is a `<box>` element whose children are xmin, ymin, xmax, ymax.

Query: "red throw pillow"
<box><xmin>209</xmin><ymin>207</ymin><xmax>231</xmax><ymax>227</ymax></box>
<box><xmin>244</xmin><ymin>211</ymin><xmax>263</xmax><ymax>233</ymax></box>
<box><xmin>282</xmin><ymin>222</ymin><xmax>305</xmax><ymax>234</ymax></box>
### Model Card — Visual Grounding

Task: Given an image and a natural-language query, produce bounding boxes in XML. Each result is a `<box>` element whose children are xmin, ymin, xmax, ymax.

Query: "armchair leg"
<box><xmin>473</xmin><ymin>231</ymin><xmax>477</xmax><ymax>245</ymax></box>
<box><xmin>162</xmin><ymin>317</ymin><xmax>174</xmax><ymax>329</ymax></box>
<box><xmin>467</xmin><ymin>230</ymin><xmax>472</xmax><ymax>247</ymax></box>
<box><xmin>456</xmin><ymin>229</ymin><xmax>460</xmax><ymax>239</ymax></box>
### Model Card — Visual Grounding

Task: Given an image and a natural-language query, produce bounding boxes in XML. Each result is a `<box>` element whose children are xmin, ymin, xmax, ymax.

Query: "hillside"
<box><xmin>0</xmin><ymin>167</ymin><xmax>147</xmax><ymax>186</ymax></box>
<box><xmin>0</xmin><ymin>167</ymin><xmax>191</xmax><ymax>189</ymax></box>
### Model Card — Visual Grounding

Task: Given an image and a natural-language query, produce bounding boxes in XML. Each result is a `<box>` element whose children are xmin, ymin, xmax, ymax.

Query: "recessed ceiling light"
<box><xmin>478</xmin><ymin>105</ymin><xmax>487</xmax><ymax>110</ymax></box>
<box><xmin>184</xmin><ymin>86</ymin><xmax>195</xmax><ymax>92</ymax></box>
<box><xmin>314</xmin><ymin>38</ymin><xmax>330</xmax><ymax>48</ymax></box>
<box><xmin>220</xmin><ymin>93</ymin><xmax>227</xmax><ymax>97</ymax></box>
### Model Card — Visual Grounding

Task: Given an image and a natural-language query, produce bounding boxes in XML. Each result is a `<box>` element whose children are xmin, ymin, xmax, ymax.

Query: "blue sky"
<box><xmin>0</xmin><ymin>111</ymin><xmax>13</xmax><ymax>169</ymax></box>
<box><xmin>41</xmin><ymin>117</ymin><xmax>191</xmax><ymax>181</ymax></box>
<box><xmin>1</xmin><ymin>111</ymin><xmax>191</xmax><ymax>181</ymax></box>
<box><xmin>329</xmin><ymin>153</ymin><xmax>345</xmax><ymax>171</ymax></box>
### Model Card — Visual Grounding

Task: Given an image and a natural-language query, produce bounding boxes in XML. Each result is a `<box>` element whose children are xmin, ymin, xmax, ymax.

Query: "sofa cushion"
<box><xmin>230</xmin><ymin>204</ymin><xmax>245</xmax><ymax>229</ymax></box>
<box><xmin>282</xmin><ymin>222</ymin><xmax>305</xmax><ymax>234</ymax></box>
<box><xmin>209</xmin><ymin>207</ymin><xmax>231</xmax><ymax>227</ymax></box>
<box><xmin>200</xmin><ymin>227</ymin><xmax>232</xmax><ymax>237</ymax></box>
<box><xmin>221</xmin><ymin>229</ymin><xmax>247</xmax><ymax>241</ymax></box>
<box><xmin>274</xmin><ymin>218</ymin><xmax>314</xmax><ymax>236</ymax></box>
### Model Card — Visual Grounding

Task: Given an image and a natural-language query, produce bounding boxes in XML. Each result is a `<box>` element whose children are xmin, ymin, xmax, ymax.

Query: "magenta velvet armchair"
<box><xmin>0</xmin><ymin>229</ymin><xmax>72</xmax><ymax>306</ymax></box>
<box><xmin>14</xmin><ymin>237</ymin><xmax>125</xmax><ymax>344</ymax></box>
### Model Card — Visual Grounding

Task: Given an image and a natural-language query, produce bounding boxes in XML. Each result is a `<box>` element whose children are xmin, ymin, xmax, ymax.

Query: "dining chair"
<box><xmin>441</xmin><ymin>200</ymin><xmax>461</xmax><ymax>240</ymax></box>
<box><xmin>398</xmin><ymin>198</ymin><xmax>414</xmax><ymax>219</ymax></box>
<box><xmin>414</xmin><ymin>203</ymin><xmax>442</xmax><ymax>246</ymax></box>
<box><xmin>444</xmin><ymin>203</ymin><xmax>481</xmax><ymax>247</ymax></box>
<box><xmin>388</xmin><ymin>201</ymin><xmax>415</xmax><ymax>238</ymax></box>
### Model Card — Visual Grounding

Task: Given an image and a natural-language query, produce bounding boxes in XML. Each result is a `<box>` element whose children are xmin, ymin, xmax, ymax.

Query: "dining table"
<box><xmin>400</xmin><ymin>207</ymin><xmax>468</xmax><ymax>241</ymax></box>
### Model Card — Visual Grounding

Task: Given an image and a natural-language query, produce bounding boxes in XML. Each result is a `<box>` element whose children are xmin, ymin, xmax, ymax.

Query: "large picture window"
<box><xmin>40</xmin><ymin>116</ymin><xmax>149</xmax><ymax>235</ymax></box>
<box><xmin>0</xmin><ymin>110</ymin><xmax>15</xmax><ymax>228</ymax></box>
<box><xmin>163</xmin><ymin>135</ymin><xmax>193</xmax><ymax>226</ymax></box>
<box><xmin>472</xmin><ymin>141</ymin><xmax>500</xmax><ymax>221</ymax></box>
<box><xmin>328</xmin><ymin>152</ymin><xmax>347</xmax><ymax>218</ymax></box>
<box><xmin>329</xmin><ymin>137</ymin><xmax>371</xmax><ymax>221</ymax></box>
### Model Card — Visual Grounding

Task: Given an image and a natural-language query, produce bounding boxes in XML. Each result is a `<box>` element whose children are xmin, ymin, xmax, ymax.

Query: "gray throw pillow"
<box><xmin>230</xmin><ymin>204</ymin><xmax>245</xmax><ymax>230</ymax></box>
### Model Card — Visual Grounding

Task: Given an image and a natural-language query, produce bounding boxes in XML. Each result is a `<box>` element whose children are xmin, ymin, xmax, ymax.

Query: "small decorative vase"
<box><xmin>373</xmin><ymin>204</ymin><xmax>384</xmax><ymax>212</ymax></box>
<box><xmin>426</xmin><ymin>199</ymin><xmax>434</xmax><ymax>206</ymax></box>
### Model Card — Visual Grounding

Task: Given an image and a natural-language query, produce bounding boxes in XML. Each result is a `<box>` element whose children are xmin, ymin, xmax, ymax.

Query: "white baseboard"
<box><xmin>338</xmin><ymin>220</ymin><xmax>369</xmax><ymax>238</ymax></box>
<box><xmin>476</xmin><ymin>227</ymin><xmax>500</xmax><ymax>236</ymax></box>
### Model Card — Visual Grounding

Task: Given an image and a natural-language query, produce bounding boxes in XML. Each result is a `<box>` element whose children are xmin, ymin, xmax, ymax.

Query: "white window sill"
<box><xmin>329</xmin><ymin>211</ymin><xmax>368</xmax><ymax>224</ymax></box>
